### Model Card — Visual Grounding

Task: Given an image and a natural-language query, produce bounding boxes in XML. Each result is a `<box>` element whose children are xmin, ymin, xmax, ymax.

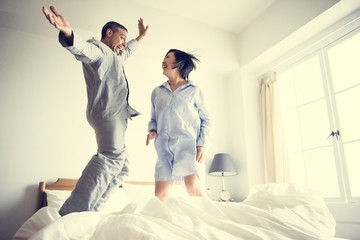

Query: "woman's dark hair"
<box><xmin>101</xmin><ymin>21</ymin><xmax>128</xmax><ymax>39</ymax></box>
<box><xmin>167</xmin><ymin>49</ymin><xmax>200</xmax><ymax>80</ymax></box>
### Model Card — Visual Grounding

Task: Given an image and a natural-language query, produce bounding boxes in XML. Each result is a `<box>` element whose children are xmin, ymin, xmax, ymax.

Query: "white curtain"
<box><xmin>259</xmin><ymin>72</ymin><xmax>290</xmax><ymax>183</ymax></box>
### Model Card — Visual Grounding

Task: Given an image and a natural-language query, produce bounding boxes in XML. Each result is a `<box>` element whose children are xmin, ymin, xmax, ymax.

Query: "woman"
<box><xmin>146</xmin><ymin>49</ymin><xmax>211</xmax><ymax>202</ymax></box>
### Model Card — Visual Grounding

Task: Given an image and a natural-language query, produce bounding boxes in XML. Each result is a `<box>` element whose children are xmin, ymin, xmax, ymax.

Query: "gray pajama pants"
<box><xmin>59</xmin><ymin>118</ymin><xmax>128</xmax><ymax>216</ymax></box>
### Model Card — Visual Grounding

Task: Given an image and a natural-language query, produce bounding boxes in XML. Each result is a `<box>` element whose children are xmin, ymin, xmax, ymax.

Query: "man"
<box><xmin>42</xmin><ymin>6</ymin><xmax>149</xmax><ymax>216</ymax></box>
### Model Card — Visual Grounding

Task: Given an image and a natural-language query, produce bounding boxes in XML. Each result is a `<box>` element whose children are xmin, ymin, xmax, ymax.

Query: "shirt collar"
<box><xmin>160</xmin><ymin>80</ymin><xmax>195</xmax><ymax>88</ymax></box>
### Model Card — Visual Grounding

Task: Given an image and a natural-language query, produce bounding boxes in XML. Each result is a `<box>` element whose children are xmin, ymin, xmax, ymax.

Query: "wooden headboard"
<box><xmin>38</xmin><ymin>178</ymin><xmax>154</xmax><ymax>210</ymax></box>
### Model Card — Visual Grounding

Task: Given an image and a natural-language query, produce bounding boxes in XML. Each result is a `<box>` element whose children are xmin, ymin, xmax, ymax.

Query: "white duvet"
<box><xmin>13</xmin><ymin>183</ymin><xmax>337</xmax><ymax>240</ymax></box>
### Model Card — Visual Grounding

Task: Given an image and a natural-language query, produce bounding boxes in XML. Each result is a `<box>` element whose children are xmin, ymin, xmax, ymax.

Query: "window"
<box><xmin>277</xmin><ymin>27</ymin><xmax>360</xmax><ymax>203</ymax></box>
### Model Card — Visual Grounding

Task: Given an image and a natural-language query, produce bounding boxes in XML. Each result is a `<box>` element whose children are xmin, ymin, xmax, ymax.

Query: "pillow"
<box><xmin>243</xmin><ymin>183</ymin><xmax>326</xmax><ymax>210</ymax></box>
<box><xmin>44</xmin><ymin>188</ymin><xmax>130</xmax><ymax>213</ymax></box>
<box><xmin>44</xmin><ymin>190</ymin><xmax>70</xmax><ymax>209</ymax></box>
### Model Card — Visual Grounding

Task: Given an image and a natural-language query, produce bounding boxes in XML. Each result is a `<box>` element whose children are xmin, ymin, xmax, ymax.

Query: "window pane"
<box><xmin>299</xmin><ymin>99</ymin><xmax>331</xmax><ymax>149</ymax></box>
<box><xmin>343</xmin><ymin>141</ymin><xmax>360</xmax><ymax>197</ymax></box>
<box><xmin>288</xmin><ymin>152</ymin><xmax>307</xmax><ymax>186</ymax></box>
<box><xmin>282</xmin><ymin>109</ymin><xmax>302</xmax><ymax>152</ymax></box>
<box><xmin>328</xmin><ymin>32</ymin><xmax>360</xmax><ymax>92</ymax></box>
<box><xmin>336</xmin><ymin>86</ymin><xmax>360</xmax><ymax>142</ymax></box>
<box><xmin>294</xmin><ymin>56</ymin><xmax>325</xmax><ymax>104</ymax></box>
<box><xmin>305</xmin><ymin>147</ymin><xmax>340</xmax><ymax>198</ymax></box>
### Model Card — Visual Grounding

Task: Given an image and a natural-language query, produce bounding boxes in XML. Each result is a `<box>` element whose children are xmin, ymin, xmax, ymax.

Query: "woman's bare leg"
<box><xmin>155</xmin><ymin>180</ymin><xmax>174</xmax><ymax>202</ymax></box>
<box><xmin>184</xmin><ymin>174</ymin><xmax>203</xmax><ymax>197</ymax></box>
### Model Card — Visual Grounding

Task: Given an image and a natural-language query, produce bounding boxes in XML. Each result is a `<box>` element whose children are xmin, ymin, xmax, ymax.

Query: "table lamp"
<box><xmin>208</xmin><ymin>153</ymin><xmax>237</xmax><ymax>201</ymax></box>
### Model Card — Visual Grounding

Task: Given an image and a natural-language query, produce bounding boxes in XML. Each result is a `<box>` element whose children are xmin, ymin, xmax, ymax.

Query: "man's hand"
<box><xmin>146</xmin><ymin>131</ymin><xmax>157</xmax><ymax>146</ymax></box>
<box><xmin>196</xmin><ymin>146</ymin><xmax>205</xmax><ymax>163</ymax></box>
<box><xmin>136</xmin><ymin>18</ymin><xmax>149</xmax><ymax>42</ymax></box>
<box><xmin>42</xmin><ymin>6</ymin><xmax>72</xmax><ymax>38</ymax></box>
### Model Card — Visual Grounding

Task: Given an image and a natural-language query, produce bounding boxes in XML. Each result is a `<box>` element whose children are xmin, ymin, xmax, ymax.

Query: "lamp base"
<box><xmin>219</xmin><ymin>190</ymin><xmax>231</xmax><ymax>202</ymax></box>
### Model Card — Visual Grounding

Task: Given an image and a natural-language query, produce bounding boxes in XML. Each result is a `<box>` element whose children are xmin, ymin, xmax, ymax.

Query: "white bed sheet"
<box><xmin>13</xmin><ymin>183</ymin><xmax>339</xmax><ymax>240</ymax></box>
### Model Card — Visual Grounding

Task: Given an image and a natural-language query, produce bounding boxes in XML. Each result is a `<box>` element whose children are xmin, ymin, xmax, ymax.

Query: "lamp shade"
<box><xmin>208</xmin><ymin>153</ymin><xmax>237</xmax><ymax>176</ymax></box>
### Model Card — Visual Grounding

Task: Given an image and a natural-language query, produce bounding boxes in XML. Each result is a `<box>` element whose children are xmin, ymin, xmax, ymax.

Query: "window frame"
<box><xmin>275</xmin><ymin>22</ymin><xmax>360</xmax><ymax>204</ymax></box>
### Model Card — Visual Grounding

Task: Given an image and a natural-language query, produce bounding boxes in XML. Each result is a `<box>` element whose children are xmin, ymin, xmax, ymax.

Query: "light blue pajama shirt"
<box><xmin>148</xmin><ymin>81</ymin><xmax>211</xmax><ymax>181</ymax></box>
<box><xmin>57</xmin><ymin>31</ymin><xmax>139</xmax><ymax>215</ymax></box>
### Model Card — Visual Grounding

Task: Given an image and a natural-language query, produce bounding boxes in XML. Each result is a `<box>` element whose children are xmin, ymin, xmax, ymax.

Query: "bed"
<box><xmin>13</xmin><ymin>178</ymin><xmax>344</xmax><ymax>240</ymax></box>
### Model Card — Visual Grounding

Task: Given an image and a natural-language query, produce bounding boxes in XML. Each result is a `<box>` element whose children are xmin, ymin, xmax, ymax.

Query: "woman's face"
<box><xmin>162</xmin><ymin>52</ymin><xmax>178</xmax><ymax>77</ymax></box>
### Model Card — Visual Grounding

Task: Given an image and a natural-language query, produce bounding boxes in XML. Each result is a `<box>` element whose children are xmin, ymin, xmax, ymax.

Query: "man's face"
<box><xmin>109</xmin><ymin>28</ymin><xmax>128</xmax><ymax>55</ymax></box>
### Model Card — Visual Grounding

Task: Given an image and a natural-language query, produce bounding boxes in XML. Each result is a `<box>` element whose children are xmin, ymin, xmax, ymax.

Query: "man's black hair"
<box><xmin>101</xmin><ymin>21</ymin><xmax>128</xmax><ymax>39</ymax></box>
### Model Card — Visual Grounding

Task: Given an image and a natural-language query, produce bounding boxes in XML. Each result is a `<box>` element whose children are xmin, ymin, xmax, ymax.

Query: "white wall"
<box><xmin>0</xmin><ymin>2</ymin><xmax>239</xmax><ymax>239</ymax></box>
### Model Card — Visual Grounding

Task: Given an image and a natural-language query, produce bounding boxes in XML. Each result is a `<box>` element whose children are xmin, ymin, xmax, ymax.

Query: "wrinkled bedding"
<box><xmin>13</xmin><ymin>183</ymin><xmax>337</xmax><ymax>240</ymax></box>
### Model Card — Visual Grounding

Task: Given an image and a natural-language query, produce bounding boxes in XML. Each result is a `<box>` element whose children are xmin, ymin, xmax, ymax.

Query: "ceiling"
<box><xmin>131</xmin><ymin>0</ymin><xmax>278</xmax><ymax>33</ymax></box>
<box><xmin>0</xmin><ymin>0</ymin><xmax>278</xmax><ymax>35</ymax></box>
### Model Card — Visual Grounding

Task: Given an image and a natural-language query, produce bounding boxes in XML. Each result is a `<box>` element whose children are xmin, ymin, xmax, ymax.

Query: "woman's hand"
<box><xmin>196</xmin><ymin>146</ymin><xmax>205</xmax><ymax>163</ymax></box>
<box><xmin>146</xmin><ymin>131</ymin><xmax>157</xmax><ymax>145</ymax></box>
